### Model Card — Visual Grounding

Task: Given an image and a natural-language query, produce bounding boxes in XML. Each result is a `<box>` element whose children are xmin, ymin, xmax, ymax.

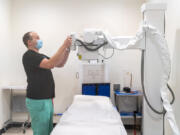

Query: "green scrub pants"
<box><xmin>26</xmin><ymin>98</ymin><xmax>54</xmax><ymax>135</ymax></box>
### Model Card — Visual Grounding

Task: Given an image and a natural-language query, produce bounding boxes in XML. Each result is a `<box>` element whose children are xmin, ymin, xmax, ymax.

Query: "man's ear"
<box><xmin>27</xmin><ymin>40</ymin><xmax>32</xmax><ymax>47</ymax></box>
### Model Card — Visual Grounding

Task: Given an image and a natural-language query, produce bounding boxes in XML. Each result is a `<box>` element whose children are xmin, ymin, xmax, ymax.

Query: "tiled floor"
<box><xmin>3</xmin><ymin>128</ymin><xmax>140</xmax><ymax>135</ymax></box>
<box><xmin>2</xmin><ymin>116</ymin><xmax>141</xmax><ymax>135</ymax></box>
<box><xmin>2</xmin><ymin>115</ymin><xmax>60</xmax><ymax>135</ymax></box>
<box><xmin>3</xmin><ymin>128</ymin><xmax>32</xmax><ymax>135</ymax></box>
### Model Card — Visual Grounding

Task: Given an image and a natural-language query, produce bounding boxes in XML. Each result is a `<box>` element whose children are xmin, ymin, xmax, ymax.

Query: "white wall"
<box><xmin>0</xmin><ymin>0</ymin><xmax>145</xmax><ymax>128</ymax></box>
<box><xmin>145</xmin><ymin>0</ymin><xmax>180</xmax><ymax>134</ymax></box>
<box><xmin>10</xmin><ymin>0</ymin><xmax>145</xmax><ymax>113</ymax></box>
<box><xmin>0</xmin><ymin>0</ymin><xmax>12</xmax><ymax>129</ymax></box>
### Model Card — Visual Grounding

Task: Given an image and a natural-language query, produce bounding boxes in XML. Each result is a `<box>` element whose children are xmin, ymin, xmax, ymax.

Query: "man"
<box><xmin>22</xmin><ymin>31</ymin><xmax>72</xmax><ymax>135</ymax></box>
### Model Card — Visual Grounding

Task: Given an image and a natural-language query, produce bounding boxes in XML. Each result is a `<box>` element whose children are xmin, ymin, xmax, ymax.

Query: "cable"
<box><xmin>167</xmin><ymin>84</ymin><xmax>175</xmax><ymax>105</ymax></box>
<box><xmin>141</xmin><ymin>31</ymin><xmax>164</xmax><ymax>114</ymax></box>
<box><xmin>141</xmin><ymin>45</ymin><xmax>175</xmax><ymax>135</ymax></box>
<box><xmin>76</xmin><ymin>39</ymin><xmax>108</xmax><ymax>51</ymax></box>
<box><xmin>98</xmin><ymin>48</ymin><xmax>115</xmax><ymax>59</ymax></box>
<box><xmin>141</xmin><ymin>50</ymin><xmax>166</xmax><ymax>135</ymax></box>
<box><xmin>141</xmin><ymin>50</ymin><xmax>165</xmax><ymax>114</ymax></box>
<box><xmin>141</xmin><ymin>50</ymin><xmax>175</xmax><ymax>112</ymax></box>
<box><xmin>163</xmin><ymin>111</ymin><xmax>165</xmax><ymax>135</ymax></box>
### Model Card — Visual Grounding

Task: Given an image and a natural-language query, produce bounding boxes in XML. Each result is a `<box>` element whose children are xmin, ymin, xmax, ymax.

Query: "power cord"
<box><xmin>98</xmin><ymin>48</ymin><xmax>115</xmax><ymax>59</ymax></box>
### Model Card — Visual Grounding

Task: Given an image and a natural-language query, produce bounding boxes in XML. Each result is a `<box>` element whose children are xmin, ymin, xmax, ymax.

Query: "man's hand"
<box><xmin>64</xmin><ymin>36</ymin><xmax>72</xmax><ymax>48</ymax></box>
<box><xmin>55</xmin><ymin>36</ymin><xmax>72</xmax><ymax>68</ymax></box>
<box><xmin>39</xmin><ymin>36</ymin><xmax>72</xmax><ymax>69</ymax></box>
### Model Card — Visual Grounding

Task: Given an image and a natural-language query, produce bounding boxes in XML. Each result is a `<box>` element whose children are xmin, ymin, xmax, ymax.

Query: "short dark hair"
<box><xmin>23</xmin><ymin>32</ymin><xmax>32</xmax><ymax>48</ymax></box>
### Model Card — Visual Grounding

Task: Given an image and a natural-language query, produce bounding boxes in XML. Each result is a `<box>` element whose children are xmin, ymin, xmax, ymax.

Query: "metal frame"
<box><xmin>2</xmin><ymin>86</ymin><xmax>30</xmax><ymax>134</ymax></box>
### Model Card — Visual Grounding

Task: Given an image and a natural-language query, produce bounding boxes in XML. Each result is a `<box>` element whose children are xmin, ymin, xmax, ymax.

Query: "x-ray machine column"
<box><xmin>141</xmin><ymin>3</ymin><xmax>166</xmax><ymax>135</ymax></box>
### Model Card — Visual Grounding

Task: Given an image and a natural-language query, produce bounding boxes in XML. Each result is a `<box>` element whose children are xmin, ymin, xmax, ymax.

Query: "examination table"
<box><xmin>51</xmin><ymin>95</ymin><xmax>127</xmax><ymax>135</ymax></box>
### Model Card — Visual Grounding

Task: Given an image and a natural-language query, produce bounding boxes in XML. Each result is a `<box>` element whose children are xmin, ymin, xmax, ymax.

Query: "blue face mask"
<box><xmin>36</xmin><ymin>40</ymin><xmax>43</xmax><ymax>49</ymax></box>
